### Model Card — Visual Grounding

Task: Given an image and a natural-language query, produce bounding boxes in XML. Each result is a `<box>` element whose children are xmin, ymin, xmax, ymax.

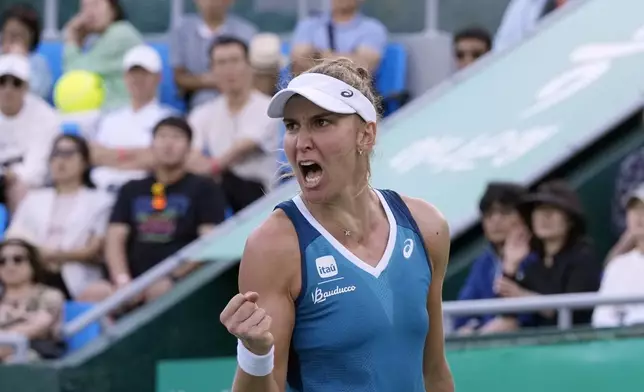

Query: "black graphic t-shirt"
<box><xmin>110</xmin><ymin>173</ymin><xmax>226</xmax><ymax>277</ymax></box>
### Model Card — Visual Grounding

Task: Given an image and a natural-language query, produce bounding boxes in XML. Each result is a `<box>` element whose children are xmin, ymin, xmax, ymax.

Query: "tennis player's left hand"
<box><xmin>220</xmin><ymin>291</ymin><xmax>274</xmax><ymax>355</ymax></box>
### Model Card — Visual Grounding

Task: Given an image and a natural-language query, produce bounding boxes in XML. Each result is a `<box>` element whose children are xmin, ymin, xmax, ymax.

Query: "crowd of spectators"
<box><xmin>0</xmin><ymin>0</ymin><xmax>613</xmax><ymax>363</ymax></box>
<box><xmin>454</xmin><ymin>166</ymin><xmax>644</xmax><ymax>336</ymax></box>
<box><xmin>0</xmin><ymin>0</ymin><xmax>399</xmax><ymax>362</ymax></box>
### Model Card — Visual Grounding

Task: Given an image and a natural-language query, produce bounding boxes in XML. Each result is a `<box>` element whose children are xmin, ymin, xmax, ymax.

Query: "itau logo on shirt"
<box><xmin>315</xmin><ymin>256</ymin><xmax>338</xmax><ymax>278</ymax></box>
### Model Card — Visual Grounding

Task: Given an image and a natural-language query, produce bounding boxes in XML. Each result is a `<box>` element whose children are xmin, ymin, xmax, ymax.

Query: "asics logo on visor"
<box><xmin>341</xmin><ymin>90</ymin><xmax>354</xmax><ymax>98</ymax></box>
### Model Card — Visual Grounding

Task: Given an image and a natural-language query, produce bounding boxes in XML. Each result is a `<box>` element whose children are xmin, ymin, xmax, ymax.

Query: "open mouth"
<box><xmin>298</xmin><ymin>161</ymin><xmax>323</xmax><ymax>188</ymax></box>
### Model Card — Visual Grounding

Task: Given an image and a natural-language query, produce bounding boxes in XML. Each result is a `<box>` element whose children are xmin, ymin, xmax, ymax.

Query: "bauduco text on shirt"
<box><xmin>390</xmin><ymin>24</ymin><xmax>644</xmax><ymax>174</ymax></box>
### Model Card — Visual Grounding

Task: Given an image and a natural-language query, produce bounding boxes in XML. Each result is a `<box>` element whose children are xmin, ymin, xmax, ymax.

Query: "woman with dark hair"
<box><xmin>0</xmin><ymin>3</ymin><xmax>53</xmax><ymax>98</ymax></box>
<box><xmin>0</xmin><ymin>238</ymin><xmax>64</xmax><ymax>362</ymax></box>
<box><xmin>62</xmin><ymin>0</ymin><xmax>143</xmax><ymax>109</ymax></box>
<box><xmin>495</xmin><ymin>180</ymin><xmax>602</xmax><ymax>328</ymax></box>
<box><xmin>6</xmin><ymin>134</ymin><xmax>113</xmax><ymax>301</ymax></box>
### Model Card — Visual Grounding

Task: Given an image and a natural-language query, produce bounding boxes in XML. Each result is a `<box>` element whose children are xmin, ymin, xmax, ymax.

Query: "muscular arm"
<box><xmin>404</xmin><ymin>196</ymin><xmax>455</xmax><ymax>392</ymax></box>
<box><xmin>230</xmin><ymin>210</ymin><xmax>301</xmax><ymax>392</ymax></box>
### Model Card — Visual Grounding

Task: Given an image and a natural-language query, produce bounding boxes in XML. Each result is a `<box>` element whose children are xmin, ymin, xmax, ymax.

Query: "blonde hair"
<box><xmin>305</xmin><ymin>58</ymin><xmax>382</xmax><ymax>119</ymax></box>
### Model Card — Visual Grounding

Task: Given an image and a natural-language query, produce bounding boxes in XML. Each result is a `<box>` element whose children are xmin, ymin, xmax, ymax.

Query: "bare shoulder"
<box><xmin>400</xmin><ymin>196</ymin><xmax>450</xmax><ymax>242</ymax></box>
<box><xmin>399</xmin><ymin>195</ymin><xmax>451</xmax><ymax>276</ymax></box>
<box><xmin>239</xmin><ymin>209</ymin><xmax>301</xmax><ymax>296</ymax></box>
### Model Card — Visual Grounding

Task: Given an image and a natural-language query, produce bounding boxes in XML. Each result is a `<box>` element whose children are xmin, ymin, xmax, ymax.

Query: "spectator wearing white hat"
<box><xmin>249</xmin><ymin>33</ymin><xmax>286</xmax><ymax>97</ymax></box>
<box><xmin>0</xmin><ymin>53</ymin><xmax>59</xmax><ymax>212</ymax></box>
<box><xmin>90</xmin><ymin>45</ymin><xmax>177</xmax><ymax>193</ymax></box>
<box><xmin>593</xmin><ymin>183</ymin><xmax>644</xmax><ymax>328</ymax></box>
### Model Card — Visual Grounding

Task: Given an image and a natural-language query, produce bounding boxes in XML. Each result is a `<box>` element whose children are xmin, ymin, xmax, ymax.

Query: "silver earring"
<box><xmin>358</xmin><ymin>149</ymin><xmax>364</xmax><ymax>156</ymax></box>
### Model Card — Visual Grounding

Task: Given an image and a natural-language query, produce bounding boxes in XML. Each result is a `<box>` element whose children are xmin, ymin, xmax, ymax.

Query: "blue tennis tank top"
<box><xmin>275</xmin><ymin>189</ymin><xmax>432</xmax><ymax>392</ymax></box>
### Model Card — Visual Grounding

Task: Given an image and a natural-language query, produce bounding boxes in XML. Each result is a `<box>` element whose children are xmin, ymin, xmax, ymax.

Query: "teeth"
<box><xmin>300</xmin><ymin>161</ymin><xmax>315</xmax><ymax>166</ymax></box>
<box><xmin>304</xmin><ymin>170</ymin><xmax>322</xmax><ymax>187</ymax></box>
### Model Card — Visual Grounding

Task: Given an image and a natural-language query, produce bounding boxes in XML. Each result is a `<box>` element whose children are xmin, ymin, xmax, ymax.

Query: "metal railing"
<box><xmin>62</xmin><ymin>250</ymin><xmax>187</xmax><ymax>337</ymax></box>
<box><xmin>443</xmin><ymin>292</ymin><xmax>644</xmax><ymax>331</ymax></box>
<box><xmin>0</xmin><ymin>332</ymin><xmax>30</xmax><ymax>364</ymax></box>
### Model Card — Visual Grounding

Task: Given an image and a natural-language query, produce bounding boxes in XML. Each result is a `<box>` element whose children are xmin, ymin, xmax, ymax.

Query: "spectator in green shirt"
<box><xmin>62</xmin><ymin>0</ymin><xmax>143</xmax><ymax>110</ymax></box>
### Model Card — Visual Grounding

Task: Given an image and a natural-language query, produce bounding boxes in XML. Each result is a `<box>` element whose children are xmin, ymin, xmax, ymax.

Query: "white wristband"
<box><xmin>237</xmin><ymin>339</ymin><xmax>274</xmax><ymax>377</ymax></box>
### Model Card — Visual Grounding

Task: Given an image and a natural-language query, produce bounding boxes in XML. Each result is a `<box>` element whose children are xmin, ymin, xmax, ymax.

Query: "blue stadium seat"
<box><xmin>278</xmin><ymin>42</ymin><xmax>408</xmax><ymax>116</ymax></box>
<box><xmin>36</xmin><ymin>41</ymin><xmax>64</xmax><ymax>83</ymax></box>
<box><xmin>148</xmin><ymin>42</ymin><xmax>187</xmax><ymax>113</ymax></box>
<box><xmin>0</xmin><ymin>204</ymin><xmax>8</xmax><ymax>239</ymax></box>
<box><xmin>36</xmin><ymin>41</ymin><xmax>63</xmax><ymax>103</ymax></box>
<box><xmin>61</xmin><ymin>122</ymin><xmax>81</xmax><ymax>135</ymax></box>
<box><xmin>375</xmin><ymin>43</ymin><xmax>408</xmax><ymax>117</ymax></box>
<box><xmin>64</xmin><ymin>301</ymin><xmax>101</xmax><ymax>353</ymax></box>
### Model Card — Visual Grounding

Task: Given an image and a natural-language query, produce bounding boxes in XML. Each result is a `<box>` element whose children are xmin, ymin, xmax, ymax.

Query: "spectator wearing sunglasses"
<box><xmin>0</xmin><ymin>53</ymin><xmax>60</xmax><ymax>212</ymax></box>
<box><xmin>453</xmin><ymin>27</ymin><xmax>492</xmax><ymax>71</ymax></box>
<box><xmin>6</xmin><ymin>135</ymin><xmax>113</xmax><ymax>302</ymax></box>
<box><xmin>0</xmin><ymin>4</ymin><xmax>52</xmax><ymax>99</ymax></box>
<box><xmin>0</xmin><ymin>238</ymin><xmax>65</xmax><ymax>362</ymax></box>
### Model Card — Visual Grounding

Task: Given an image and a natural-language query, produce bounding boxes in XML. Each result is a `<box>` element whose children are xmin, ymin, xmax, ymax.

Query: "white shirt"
<box><xmin>0</xmin><ymin>94</ymin><xmax>60</xmax><ymax>187</ymax></box>
<box><xmin>592</xmin><ymin>249</ymin><xmax>644</xmax><ymax>328</ymax></box>
<box><xmin>91</xmin><ymin>100</ymin><xmax>175</xmax><ymax>191</ymax></box>
<box><xmin>6</xmin><ymin>187</ymin><xmax>113</xmax><ymax>298</ymax></box>
<box><xmin>494</xmin><ymin>0</ymin><xmax>548</xmax><ymax>52</ymax></box>
<box><xmin>189</xmin><ymin>91</ymin><xmax>279</xmax><ymax>189</ymax></box>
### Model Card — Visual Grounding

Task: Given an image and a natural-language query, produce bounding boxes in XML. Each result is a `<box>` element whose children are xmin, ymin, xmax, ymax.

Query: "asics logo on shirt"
<box><xmin>403</xmin><ymin>239</ymin><xmax>414</xmax><ymax>259</ymax></box>
<box><xmin>316</xmin><ymin>255</ymin><xmax>338</xmax><ymax>278</ymax></box>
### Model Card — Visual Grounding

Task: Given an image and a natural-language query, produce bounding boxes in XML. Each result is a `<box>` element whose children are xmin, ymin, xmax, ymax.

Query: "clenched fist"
<box><xmin>220</xmin><ymin>291</ymin><xmax>274</xmax><ymax>355</ymax></box>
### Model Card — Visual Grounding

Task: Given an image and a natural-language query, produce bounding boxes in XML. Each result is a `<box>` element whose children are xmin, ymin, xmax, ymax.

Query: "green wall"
<box><xmin>156</xmin><ymin>336</ymin><xmax>644</xmax><ymax>392</ymax></box>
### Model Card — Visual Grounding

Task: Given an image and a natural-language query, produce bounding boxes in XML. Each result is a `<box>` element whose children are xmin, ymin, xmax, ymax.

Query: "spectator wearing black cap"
<box><xmin>0</xmin><ymin>3</ymin><xmax>52</xmax><ymax>98</ymax></box>
<box><xmin>85</xmin><ymin>117</ymin><xmax>227</xmax><ymax>306</ymax></box>
<box><xmin>496</xmin><ymin>180</ymin><xmax>601</xmax><ymax>328</ymax></box>
<box><xmin>454</xmin><ymin>182</ymin><xmax>536</xmax><ymax>335</ymax></box>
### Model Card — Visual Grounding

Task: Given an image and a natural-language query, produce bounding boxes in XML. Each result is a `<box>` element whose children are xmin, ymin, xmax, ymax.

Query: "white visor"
<box><xmin>267</xmin><ymin>73</ymin><xmax>377</xmax><ymax>123</ymax></box>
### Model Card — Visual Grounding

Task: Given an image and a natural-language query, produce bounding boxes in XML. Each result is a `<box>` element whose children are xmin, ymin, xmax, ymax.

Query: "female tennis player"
<box><xmin>219</xmin><ymin>58</ymin><xmax>454</xmax><ymax>392</ymax></box>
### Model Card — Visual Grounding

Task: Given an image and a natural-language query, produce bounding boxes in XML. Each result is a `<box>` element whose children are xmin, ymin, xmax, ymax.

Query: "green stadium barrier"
<box><xmin>7</xmin><ymin>1</ymin><xmax>644</xmax><ymax>391</ymax></box>
<box><xmin>155</xmin><ymin>336</ymin><xmax>644</xmax><ymax>392</ymax></box>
